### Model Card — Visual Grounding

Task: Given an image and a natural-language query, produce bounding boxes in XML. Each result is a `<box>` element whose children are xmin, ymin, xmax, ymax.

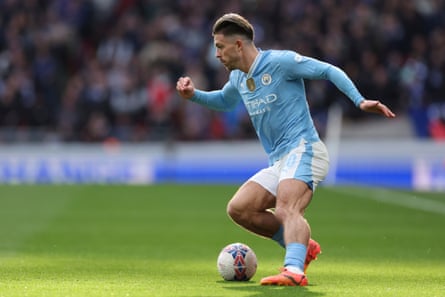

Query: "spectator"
<box><xmin>0</xmin><ymin>0</ymin><xmax>444</xmax><ymax>142</ymax></box>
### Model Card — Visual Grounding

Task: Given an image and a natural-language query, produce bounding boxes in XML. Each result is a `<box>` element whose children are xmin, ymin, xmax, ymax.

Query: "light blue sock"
<box><xmin>271</xmin><ymin>225</ymin><xmax>285</xmax><ymax>248</ymax></box>
<box><xmin>284</xmin><ymin>242</ymin><xmax>307</xmax><ymax>272</ymax></box>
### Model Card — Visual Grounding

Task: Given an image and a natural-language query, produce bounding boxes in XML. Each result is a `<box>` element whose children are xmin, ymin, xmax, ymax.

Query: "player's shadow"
<box><xmin>218</xmin><ymin>280</ymin><xmax>326</xmax><ymax>297</ymax></box>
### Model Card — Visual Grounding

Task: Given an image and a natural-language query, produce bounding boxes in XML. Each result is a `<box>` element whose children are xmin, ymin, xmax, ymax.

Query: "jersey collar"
<box><xmin>247</xmin><ymin>49</ymin><xmax>263</xmax><ymax>78</ymax></box>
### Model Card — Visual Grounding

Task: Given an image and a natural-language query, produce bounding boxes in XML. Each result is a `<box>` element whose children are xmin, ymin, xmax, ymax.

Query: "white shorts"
<box><xmin>249</xmin><ymin>140</ymin><xmax>329</xmax><ymax>196</ymax></box>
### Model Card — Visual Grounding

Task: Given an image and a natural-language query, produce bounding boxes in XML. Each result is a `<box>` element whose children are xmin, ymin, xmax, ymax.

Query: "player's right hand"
<box><xmin>176</xmin><ymin>76</ymin><xmax>195</xmax><ymax>99</ymax></box>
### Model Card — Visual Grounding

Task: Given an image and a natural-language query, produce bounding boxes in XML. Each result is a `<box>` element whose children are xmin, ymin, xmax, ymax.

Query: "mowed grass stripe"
<box><xmin>0</xmin><ymin>185</ymin><xmax>444</xmax><ymax>297</ymax></box>
<box><xmin>0</xmin><ymin>185</ymin><xmax>81</xmax><ymax>253</ymax></box>
<box><xmin>327</xmin><ymin>186</ymin><xmax>445</xmax><ymax>215</ymax></box>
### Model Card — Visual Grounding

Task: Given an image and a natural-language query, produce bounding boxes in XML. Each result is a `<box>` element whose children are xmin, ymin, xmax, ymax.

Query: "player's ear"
<box><xmin>235</xmin><ymin>39</ymin><xmax>243</xmax><ymax>52</ymax></box>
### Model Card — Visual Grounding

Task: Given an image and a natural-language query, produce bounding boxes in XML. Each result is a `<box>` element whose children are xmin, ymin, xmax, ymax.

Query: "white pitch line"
<box><xmin>326</xmin><ymin>186</ymin><xmax>445</xmax><ymax>216</ymax></box>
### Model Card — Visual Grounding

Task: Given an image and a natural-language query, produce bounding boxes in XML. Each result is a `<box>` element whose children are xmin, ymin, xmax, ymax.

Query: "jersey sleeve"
<box><xmin>280</xmin><ymin>51</ymin><xmax>365</xmax><ymax>107</ymax></box>
<box><xmin>189</xmin><ymin>80</ymin><xmax>242</xmax><ymax>111</ymax></box>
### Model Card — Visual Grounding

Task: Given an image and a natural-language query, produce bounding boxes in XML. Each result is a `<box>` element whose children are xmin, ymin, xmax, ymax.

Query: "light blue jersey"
<box><xmin>191</xmin><ymin>50</ymin><xmax>364</xmax><ymax>165</ymax></box>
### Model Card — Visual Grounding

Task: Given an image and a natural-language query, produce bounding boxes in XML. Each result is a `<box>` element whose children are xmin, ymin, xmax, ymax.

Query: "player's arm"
<box><xmin>323</xmin><ymin>64</ymin><xmax>396</xmax><ymax>118</ymax></box>
<box><xmin>283</xmin><ymin>52</ymin><xmax>395</xmax><ymax>118</ymax></box>
<box><xmin>176</xmin><ymin>76</ymin><xmax>241</xmax><ymax>111</ymax></box>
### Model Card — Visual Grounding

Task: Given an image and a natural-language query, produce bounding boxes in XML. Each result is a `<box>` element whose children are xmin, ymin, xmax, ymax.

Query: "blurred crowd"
<box><xmin>0</xmin><ymin>0</ymin><xmax>445</xmax><ymax>143</ymax></box>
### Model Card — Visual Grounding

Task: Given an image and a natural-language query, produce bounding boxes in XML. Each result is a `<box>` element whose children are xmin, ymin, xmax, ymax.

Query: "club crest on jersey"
<box><xmin>261</xmin><ymin>74</ymin><xmax>272</xmax><ymax>86</ymax></box>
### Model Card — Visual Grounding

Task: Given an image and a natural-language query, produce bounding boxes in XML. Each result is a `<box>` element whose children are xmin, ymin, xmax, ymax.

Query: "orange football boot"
<box><xmin>304</xmin><ymin>238</ymin><xmax>321</xmax><ymax>273</ymax></box>
<box><xmin>260</xmin><ymin>268</ymin><xmax>308</xmax><ymax>286</ymax></box>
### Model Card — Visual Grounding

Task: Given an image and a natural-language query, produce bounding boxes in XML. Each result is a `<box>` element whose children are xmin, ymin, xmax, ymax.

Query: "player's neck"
<box><xmin>240</xmin><ymin>46</ymin><xmax>259</xmax><ymax>74</ymax></box>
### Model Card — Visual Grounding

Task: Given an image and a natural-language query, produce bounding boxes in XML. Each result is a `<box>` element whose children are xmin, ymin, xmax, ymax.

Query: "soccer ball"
<box><xmin>217</xmin><ymin>242</ymin><xmax>257</xmax><ymax>281</ymax></box>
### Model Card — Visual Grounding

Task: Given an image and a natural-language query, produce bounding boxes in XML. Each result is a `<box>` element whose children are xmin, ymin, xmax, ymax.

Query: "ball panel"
<box><xmin>217</xmin><ymin>251</ymin><xmax>236</xmax><ymax>280</ymax></box>
<box><xmin>243</xmin><ymin>249</ymin><xmax>257</xmax><ymax>280</ymax></box>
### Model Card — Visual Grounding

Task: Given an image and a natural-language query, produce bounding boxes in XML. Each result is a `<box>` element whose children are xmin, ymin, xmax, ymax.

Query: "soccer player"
<box><xmin>176</xmin><ymin>13</ymin><xmax>395</xmax><ymax>286</ymax></box>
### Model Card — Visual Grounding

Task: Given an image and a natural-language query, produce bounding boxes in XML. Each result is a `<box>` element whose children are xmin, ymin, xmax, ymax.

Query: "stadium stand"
<box><xmin>0</xmin><ymin>0</ymin><xmax>444</xmax><ymax>143</ymax></box>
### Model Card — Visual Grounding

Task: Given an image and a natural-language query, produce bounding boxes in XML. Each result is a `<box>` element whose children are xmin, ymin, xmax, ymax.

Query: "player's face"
<box><xmin>213</xmin><ymin>33</ymin><xmax>242</xmax><ymax>71</ymax></box>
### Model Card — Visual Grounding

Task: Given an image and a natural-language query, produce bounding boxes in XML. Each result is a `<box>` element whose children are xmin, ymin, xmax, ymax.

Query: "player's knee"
<box><xmin>226</xmin><ymin>200</ymin><xmax>240</xmax><ymax>220</ymax></box>
<box><xmin>227</xmin><ymin>200</ymin><xmax>248</xmax><ymax>224</ymax></box>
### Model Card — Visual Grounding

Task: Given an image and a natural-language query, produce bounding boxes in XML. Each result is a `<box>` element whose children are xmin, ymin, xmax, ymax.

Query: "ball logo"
<box><xmin>217</xmin><ymin>242</ymin><xmax>257</xmax><ymax>281</ymax></box>
<box><xmin>261</xmin><ymin>74</ymin><xmax>272</xmax><ymax>86</ymax></box>
<box><xmin>225</xmin><ymin>244</ymin><xmax>249</xmax><ymax>280</ymax></box>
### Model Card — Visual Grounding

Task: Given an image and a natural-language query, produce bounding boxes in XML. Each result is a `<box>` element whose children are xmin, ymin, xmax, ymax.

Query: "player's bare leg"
<box><xmin>261</xmin><ymin>179</ymin><xmax>314</xmax><ymax>286</ymax></box>
<box><xmin>276</xmin><ymin>179</ymin><xmax>313</xmax><ymax>245</ymax></box>
<box><xmin>226</xmin><ymin>180</ymin><xmax>279</xmax><ymax>238</ymax></box>
<box><xmin>227</xmin><ymin>179</ymin><xmax>321</xmax><ymax>279</ymax></box>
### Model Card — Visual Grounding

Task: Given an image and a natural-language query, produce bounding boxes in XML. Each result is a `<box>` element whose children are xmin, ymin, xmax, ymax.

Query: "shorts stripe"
<box><xmin>293</xmin><ymin>141</ymin><xmax>314</xmax><ymax>189</ymax></box>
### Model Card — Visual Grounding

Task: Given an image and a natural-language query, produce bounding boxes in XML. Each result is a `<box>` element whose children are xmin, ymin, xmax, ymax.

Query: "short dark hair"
<box><xmin>212</xmin><ymin>13</ymin><xmax>254</xmax><ymax>41</ymax></box>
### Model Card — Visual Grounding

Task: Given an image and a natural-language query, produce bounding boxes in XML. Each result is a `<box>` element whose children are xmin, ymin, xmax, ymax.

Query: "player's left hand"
<box><xmin>359</xmin><ymin>100</ymin><xmax>396</xmax><ymax>118</ymax></box>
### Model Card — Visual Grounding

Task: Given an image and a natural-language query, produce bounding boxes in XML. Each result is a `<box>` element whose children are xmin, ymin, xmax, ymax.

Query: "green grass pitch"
<box><xmin>0</xmin><ymin>184</ymin><xmax>444</xmax><ymax>297</ymax></box>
